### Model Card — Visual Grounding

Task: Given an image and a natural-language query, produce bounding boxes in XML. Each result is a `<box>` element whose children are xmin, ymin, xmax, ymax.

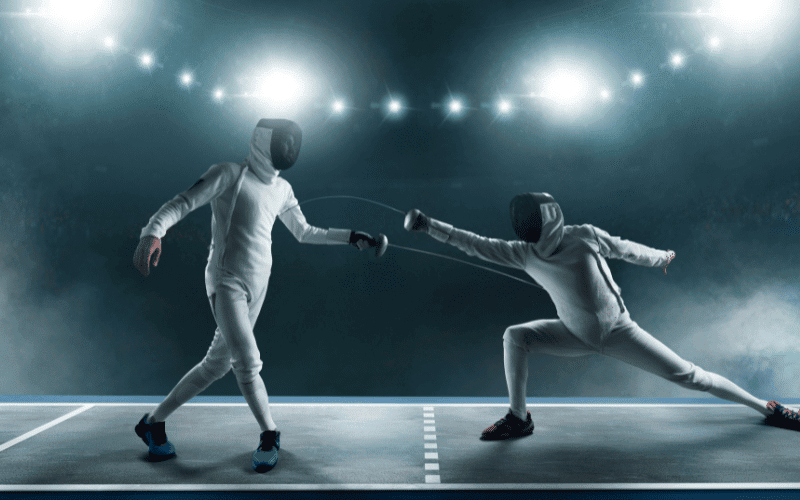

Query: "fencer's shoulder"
<box><xmin>207</xmin><ymin>161</ymin><xmax>243</xmax><ymax>178</ymax></box>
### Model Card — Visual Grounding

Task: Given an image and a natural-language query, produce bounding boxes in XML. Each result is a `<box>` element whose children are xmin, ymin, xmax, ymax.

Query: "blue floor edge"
<box><xmin>1</xmin><ymin>396</ymin><xmax>799</xmax><ymax>404</ymax></box>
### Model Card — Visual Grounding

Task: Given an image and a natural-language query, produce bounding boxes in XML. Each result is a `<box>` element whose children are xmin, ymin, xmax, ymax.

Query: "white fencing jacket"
<box><xmin>140</xmin><ymin>126</ymin><xmax>351</xmax><ymax>297</ymax></box>
<box><xmin>426</xmin><ymin>209</ymin><xmax>673</xmax><ymax>349</ymax></box>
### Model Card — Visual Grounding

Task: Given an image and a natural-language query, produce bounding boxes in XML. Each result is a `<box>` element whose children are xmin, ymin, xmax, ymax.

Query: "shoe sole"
<box><xmin>148</xmin><ymin>452</ymin><xmax>176</xmax><ymax>462</ymax></box>
<box><xmin>254</xmin><ymin>463</ymin><xmax>276</xmax><ymax>473</ymax></box>
<box><xmin>480</xmin><ymin>427</ymin><xmax>534</xmax><ymax>441</ymax></box>
<box><xmin>766</xmin><ymin>415</ymin><xmax>800</xmax><ymax>431</ymax></box>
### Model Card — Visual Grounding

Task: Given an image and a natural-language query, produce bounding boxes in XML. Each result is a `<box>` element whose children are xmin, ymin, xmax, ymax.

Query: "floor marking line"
<box><xmin>3</xmin><ymin>483</ymin><xmax>800</xmax><ymax>491</ymax></box>
<box><xmin>422</xmin><ymin>406</ymin><xmax>441</xmax><ymax>485</ymax></box>
<box><xmin>424</xmin><ymin>443</ymin><xmax>437</xmax><ymax>449</ymax></box>
<box><xmin>0</xmin><ymin>404</ymin><xmax>94</xmax><ymax>453</ymax></box>
<box><xmin>0</xmin><ymin>402</ymin><xmax>754</xmax><ymax>408</ymax></box>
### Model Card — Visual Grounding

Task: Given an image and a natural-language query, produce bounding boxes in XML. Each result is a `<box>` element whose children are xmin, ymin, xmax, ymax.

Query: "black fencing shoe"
<box><xmin>134</xmin><ymin>413</ymin><xmax>176</xmax><ymax>462</ymax></box>
<box><xmin>480</xmin><ymin>409</ymin><xmax>534</xmax><ymax>440</ymax></box>
<box><xmin>766</xmin><ymin>401</ymin><xmax>800</xmax><ymax>431</ymax></box>
<box><xmin>253</xmin><ymin>430</ymin><xmax>280</xmax><ymax>473</ymax></box>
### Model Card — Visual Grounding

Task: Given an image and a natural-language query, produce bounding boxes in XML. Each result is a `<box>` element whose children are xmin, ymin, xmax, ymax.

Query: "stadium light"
<box><xmin>713</xmin><ymin>0</ymin><xmax>783</xmax><ymax>37</ymax></box>
<box><xmin>498</xmin><ymin>99</ymin><xmax>512</xmax><ymax>114</ymax></box>
<box><xmin>139</xmin><ymin>52</ymin><xmax>154</xmax><ymax>69</ymax></box>
<box><xmin>536</xmin><ymin>67</ymin><xmax>594</xmax><ymax>111</ymax></box>
<box><xmin>180</xmin><ymin>72</ymin><xmax>193</xmax><ymax>87</ymax></box>
<box><xmin>249</xmin><ymin>66</ymin><xmax>315</xmax><ymax>113</ymax></box>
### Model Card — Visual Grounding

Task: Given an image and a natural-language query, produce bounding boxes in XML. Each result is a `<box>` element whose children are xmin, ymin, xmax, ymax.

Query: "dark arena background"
<box><xmin>1</xmin><ymin>0</ymin><xmax>799</xmax><ymax>499</ymax></box>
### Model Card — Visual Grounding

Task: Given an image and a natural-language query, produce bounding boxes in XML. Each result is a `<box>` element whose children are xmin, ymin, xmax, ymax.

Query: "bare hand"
<box><xmin>133</xmin><ymin>235</ymin><xmax>162</xmax><ymax>277</ymax></box>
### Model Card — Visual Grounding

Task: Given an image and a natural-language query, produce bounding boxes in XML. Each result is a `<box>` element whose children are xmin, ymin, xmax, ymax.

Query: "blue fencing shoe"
<box><xmin>135</xmin><ymin>413</ymin><xmax>176</xmax><ymax>462</ymax></box>
<box><xmin>252</xmin><ymin>429</ymin><xmax>280</xmax><ymax>473</ymax></box>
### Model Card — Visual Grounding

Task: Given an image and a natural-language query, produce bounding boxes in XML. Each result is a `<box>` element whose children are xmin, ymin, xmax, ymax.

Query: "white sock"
<box><xmin>504</xmin><ymin>339</ymin><xmax>528</xmax><ymax>420</ymax></box>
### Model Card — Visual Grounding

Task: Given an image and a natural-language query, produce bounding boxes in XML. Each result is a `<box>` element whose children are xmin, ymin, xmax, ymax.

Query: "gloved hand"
<box><xmin>133</xmin><ymin>235</ymin><xmax>162</xmax><ymax>277</ymax></box>
<box><xmin>664</xmin><ymin>250</ymin><xmax>675</xmax><ymax>275</ymax></box>
<box><xmin>349</xmin><ymin>231</ymin><xmax>377</xmax><ymax>251</ymax></box>
<box><xmin>404</xmin><ymin>209</ymin><xmax>429</xmax><ymax>232</ymax></box>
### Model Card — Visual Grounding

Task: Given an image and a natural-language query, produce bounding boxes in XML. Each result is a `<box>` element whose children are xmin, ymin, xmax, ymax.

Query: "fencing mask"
<box><xmin>256</xmin><ymin>118</ymin><xmax>302</xmax><ymax>171</ymax></box>
<box><xmin>510</xmin><ymin>192</ymin><xmax>564</xmax><ymax>258</ymax></box>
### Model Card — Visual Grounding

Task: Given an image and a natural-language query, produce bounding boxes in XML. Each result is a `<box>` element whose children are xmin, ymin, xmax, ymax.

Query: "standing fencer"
<box><xmin>405</xmin><ymin>192</ymin><xmax>800</xmax><ymax>439</ymax></box>
<box><xmin>132</xmin><ymin>119</ymin><xmax>379</xmax><ymax>472</ymax></box>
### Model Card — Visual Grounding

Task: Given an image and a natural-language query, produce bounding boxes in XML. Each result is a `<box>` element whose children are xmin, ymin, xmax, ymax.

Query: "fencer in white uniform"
<box><xmin>132</xmin><ymin>119</ymin><xmax>378</xmax><ymax>471</ymax></box>
<box><xmin>406</xmin><ymin>192</ymin><xmax>800</xmax><ymax>439</ymax></box>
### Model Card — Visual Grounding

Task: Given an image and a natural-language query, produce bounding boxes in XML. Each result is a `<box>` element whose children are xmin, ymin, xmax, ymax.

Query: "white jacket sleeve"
<box><xmin>591</xmin><ymin>225</ymin><xmax>672</xmax><ymax>268</ymax></box>
<box><xmin>428</xmin><ymin>218</ymin><xmax>528</xmax><ymax>270</ymax></box>
<box><xmin>278</xmin><ymin>187</ymin><xmax>351</xmax><ymax>245</ymax></box>
<box><xmin>140</xmin><ymin>163</ymin><xmax>236</xmax><ymax>239</ymax></box>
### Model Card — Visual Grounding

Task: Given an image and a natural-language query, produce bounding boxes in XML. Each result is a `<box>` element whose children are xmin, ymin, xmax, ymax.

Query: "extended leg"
<box><xmin>601</xmin><ymin>315</ymin><xmax>771</xmax><ymax>416</ymax></box>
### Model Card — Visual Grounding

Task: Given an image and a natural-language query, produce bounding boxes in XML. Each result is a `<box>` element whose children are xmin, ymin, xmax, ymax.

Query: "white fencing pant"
<box><xmin>501</xmin><ymin>310</ymin><xmax>769</xmax><ymax>418</ymax></box>
<box><xmin>202</xmin><ymin>275</ymin><xmax>267</xmax><ymax>385</ymax></box>
<box><xmin>150</xmin><ymin>272</ymin><xmax>275</xmax><ymax>430</ymax></box>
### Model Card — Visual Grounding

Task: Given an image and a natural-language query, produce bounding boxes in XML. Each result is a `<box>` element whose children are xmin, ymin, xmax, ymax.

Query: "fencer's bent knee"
<box><xmin>666</xmin><ymin>362</ymin><xmax>713</xmax><ymax>392</ymax></box>
<box><xmin>231</xmin><ymin>358</ymin><xmax>263</xmax><ymax>385</ymax></box>
<box><xmin>198</xmin><ymin>357</ymin><xmax>231</xmax><ymax>382</ymax></box>
<box><xmin>503</xmin><ymin>327</ymin><xmax>528</xmax><ymax>353</ymax></box>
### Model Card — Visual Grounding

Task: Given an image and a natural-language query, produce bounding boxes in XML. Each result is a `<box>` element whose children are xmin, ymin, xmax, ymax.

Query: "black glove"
<box><xmin>404</xmin><ymin>209</ymin><xmax>429</xmax><ymax>232</ymax></box>
<box><xmin>349</xmin><ymin>231</ymin><xmax>377</xmax><ymax>250</ymax></box>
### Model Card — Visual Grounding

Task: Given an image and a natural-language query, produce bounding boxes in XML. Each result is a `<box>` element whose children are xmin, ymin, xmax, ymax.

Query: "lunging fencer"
<box><xmin>405</xmin><ymin>192</ymin><xmax>800</xmax><ymax>440</ymax></box>
<box><xmin>132</xmin><ymin>119</ymin><xmax>379</xmax><ymax>472</ymax></box>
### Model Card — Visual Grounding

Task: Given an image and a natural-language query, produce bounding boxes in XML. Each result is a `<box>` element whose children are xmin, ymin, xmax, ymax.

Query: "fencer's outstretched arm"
<box><xmin>279</xmin><ymin>187</ymin><xmax>376</xmax><ymax>250</ymax></box>
<box><xmin>134</xmin><ymin>162</ymin><xmax>237</xmax><ymax>276</ymax></box>
<box><xmin>405</xmin><ymin>209</ymin><xmax>527</xmax><ymax>270</ymax></box>
<box><xmin>591</xmin><ymin>225</ymin><xmax>675</xmax><ymax>274</ymax></box>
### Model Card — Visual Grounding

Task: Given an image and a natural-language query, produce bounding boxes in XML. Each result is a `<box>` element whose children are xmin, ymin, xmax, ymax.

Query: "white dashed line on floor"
<box><xmin>423</xmin><ymin>406</ymin><xmax>441</xmax><ymax>484</ymax></box>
